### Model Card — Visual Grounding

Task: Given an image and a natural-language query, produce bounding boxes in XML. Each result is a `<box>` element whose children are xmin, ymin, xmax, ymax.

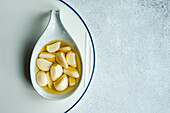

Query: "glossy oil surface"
<box><xmin>36</xmin><ymin>40</ymin><xmax>82</xmax><ymax>95</ymax></box>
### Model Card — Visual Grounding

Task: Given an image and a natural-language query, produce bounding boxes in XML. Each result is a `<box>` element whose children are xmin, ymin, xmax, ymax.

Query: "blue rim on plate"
<box><xmin>58</xmin><ymin>0</ymin><xmax>96</xmax><ymax>112</ymax></box>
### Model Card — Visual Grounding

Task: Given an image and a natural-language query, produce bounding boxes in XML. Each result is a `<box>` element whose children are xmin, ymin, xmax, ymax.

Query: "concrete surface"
<box><xmin>68</xmin><ymin>0</ymin><xmax>170</xmax><ymax>113</ymax></box>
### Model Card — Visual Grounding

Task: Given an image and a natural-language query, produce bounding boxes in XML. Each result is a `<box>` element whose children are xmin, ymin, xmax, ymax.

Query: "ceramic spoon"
<box><xmin>30</xmin><ymin>10</ymin><xmax>83</xmax><ymax>100</ymax></box>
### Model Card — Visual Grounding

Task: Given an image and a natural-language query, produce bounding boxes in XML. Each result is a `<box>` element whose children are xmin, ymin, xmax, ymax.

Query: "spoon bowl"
<box><xmin>30</xmin><ymin>10</ymin><xmax>83</xmax><ymax>100</ymax></box>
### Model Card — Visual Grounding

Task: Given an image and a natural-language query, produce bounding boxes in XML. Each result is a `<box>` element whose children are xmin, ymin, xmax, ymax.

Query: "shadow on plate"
<box><xmin>22</xmin><ymin>12</ymin><xmax>50</xmax><ymax>87</ymax></box>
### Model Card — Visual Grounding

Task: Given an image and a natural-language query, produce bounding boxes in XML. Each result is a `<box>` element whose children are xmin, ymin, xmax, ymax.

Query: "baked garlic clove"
<box><xmin>64</xmin><ymin>67</ymin><xmax>79</xmax><ymax>78</ymax></box>
<box><xmin>68</xmin><ymin>77</ymin><xmax>76</xmax><ymax>86</ymax></box>
<box><xmin>54</xmin><ymin>74</ymin><xmax>68</xmax><ymax>91</ymax></box>
<box><xmin>39</xmin><ymin>52</ymin><xmax>55</xmax><ymax>62</ymax></box>
<box><xmin>50</xmin><ymin>64</ymin><xmax>63</xmax><ymax>81</ymax></box>
<box><xmin>46</xmin><ymin>42</ymin><xmax>61</xmax><ymax>53</ymax></box>
<box><xmin>66</xmin><ymin>51</ymin><xmax>77</xmax><ymax>67</ymax></box>
<box><xmin>36</xmin><ymin>71</ymin><xmax>48</xmax><ymax>86</ymax></box>
<box><xmin>59</xmin><ymin>46</ymin><xmax>71</xmax><ymax>52</ymax></box>
<box><xmin>36</xmin><ymin>58</ymin><xmax>52</xmax><ymax>71</ymax></box>
<box><xmin>56</xmin><ymin>52</ymin><xmax>68</xmax><ymax>68</ymax></box>
<box><xmin>46</xmin><ymin>72</ymin><xmax>52</xmax><ymax>89</ymax></box>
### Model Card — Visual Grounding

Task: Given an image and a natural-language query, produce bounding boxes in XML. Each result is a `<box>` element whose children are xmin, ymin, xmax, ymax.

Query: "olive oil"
<box><xmin>36</xmin><ymin>40</ymin><xmax>81</xmax><ymax>95</ymax></box>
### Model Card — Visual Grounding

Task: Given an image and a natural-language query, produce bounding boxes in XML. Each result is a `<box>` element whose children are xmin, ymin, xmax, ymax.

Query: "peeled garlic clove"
<box><xmin>68</xmin><ymin>77</ymin><xmax>76</xmax><ymax>86</ymax></box>
<box><xmin>39</xmin><ymin>52</ymin><xmax>55</xmax><ymax>58</ymax></box>
<box><xmin>66</xmin><ymin>51</ymin><xmax>77</xmax><ymax>67</ymax></box>
<box><xmin>59</xmin><ymin>46</ymin><xmax>71</xmax><ymax>52</ymax></box>
<box><xmin>50</xmin><ymin>64</ymin><xmax>63</xmax><ymax>81</ymax></box>
<box><xmin>56</xmin><ymin>52</ymin><xmax>68</xmax><ymax>68</ymax></box>
<box><xmin>64</xmin><ymin>67</ymin><xmax>79</xmax><ymax>78</ymax></box>
<box><xmin>36</xmin><ymin>58</ymin><xmax>52</xmax><ymax>71</ymax></box>
<box><xmin>46</xmin><ymin>42</ymin><xmax>61</xmax><ymax>53</ymax></box>
<box><xmin>54</xmin><ymin>74</ymin><xmax>68</xmax><ymax>91</ymax></box>
<box><xmin>39</xmin><ymin>52</ymin><xmax>55</xmax><ymax>62</ymax></box>
<box><xmin>46</xmin><ymin>72</ymin><xmax>52</xmax><ymax>89</ymax></box>
<box><xmin>36</xmin><ymin>71</ymin><xmax>48</xmax><ymax>86</ymax></box>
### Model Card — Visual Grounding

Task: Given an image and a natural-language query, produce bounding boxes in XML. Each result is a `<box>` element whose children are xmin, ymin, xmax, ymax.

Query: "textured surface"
<box><xmin>67</xmin><ymin>0</ymin><xmax>170</xmax><ymax>113</ymax></box>
<box><xmin>0</xmin><ymin>0</ymin><xmax>170</xmax><ymax>113</ymax></box>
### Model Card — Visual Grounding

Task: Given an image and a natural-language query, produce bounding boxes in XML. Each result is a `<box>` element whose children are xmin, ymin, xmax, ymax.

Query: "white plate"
<box><xmin>30</xmin><ymin>0</ymin><xmax>95</xmax><ymax>112</ymax></box>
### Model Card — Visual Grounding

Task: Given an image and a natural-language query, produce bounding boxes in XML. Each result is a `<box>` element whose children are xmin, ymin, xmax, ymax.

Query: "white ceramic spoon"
<box><xmin>30</xmin><ymin>10</ymin><xmax>83</xmax><ymax>100</ymax></box>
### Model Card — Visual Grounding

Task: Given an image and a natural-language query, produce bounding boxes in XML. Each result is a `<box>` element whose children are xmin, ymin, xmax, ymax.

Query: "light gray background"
<box><xmin>69</xmin><ymin>0</ymin><xmax>170</xmax><ymax>112</ymax></box>
<box><xmin>0</xmin><ymin>0</ymin><xmax>170</xmax><ymax>113</ymax></box>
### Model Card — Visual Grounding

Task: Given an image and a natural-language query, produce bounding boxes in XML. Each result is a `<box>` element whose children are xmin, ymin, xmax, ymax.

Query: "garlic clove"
<box><xmin>36</xmin><ymin>58</ymin><xmax>52</xmax><ymax>71</ymax></box>
<box><xmin>46</xmin><ymin>72</ymin><xmax>52</xmax><ymax>89</ymax></box>
<box><xmin>50</xmin><ymin>64</ymin><xmax>63</xmax><ymax>81</ymax></box>
<box><xmin>56</xmin><ymin>52</ymin><xmax>68</xmax><ymax>68</ymax></box>
<box><xmin>39</xmin><ymin>52</ymin><xmax>55</xmax><ymax>62</ymax></box>
<box><xmin>68</xmin><ymin>77</ymin><xmax>76</xmax><ymax>86</ymax></box>
<box><xmin>36</xmin><ymin>71</ymin><xmax>48</xmax><ymax>86</ymax></box>
<box><xmin>39</xmin><ymin>52</ymin><xmax>55</xmax><ymax>58</ymax></box>
<box><xmin>66</xmin><ymin>51</ymin><xmax>77</xmax><ymax>67</ymax></box>
<box><xmin>54</xmin><ymin>74</ymin><xmax>68</xmax><ymax>91</ymax></box>
<box><xmin>59</xmin><ymin>46</ymin><xmax>71</xmax><ymax>52</ymax></box>
<box><xmin>46</xmin><ymin>42</ymin><xmax>61</xmax><ymax>53</ymax></box>
<box><xmin>64</xmin><ymin>67</ymin><xmax>79</xmax><ymax>78</ymax></box>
